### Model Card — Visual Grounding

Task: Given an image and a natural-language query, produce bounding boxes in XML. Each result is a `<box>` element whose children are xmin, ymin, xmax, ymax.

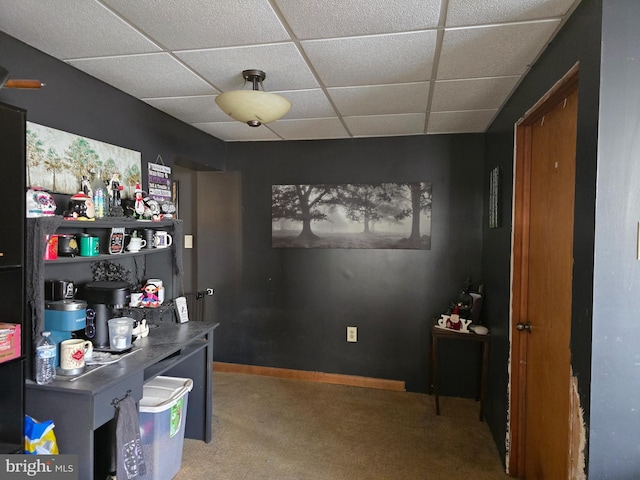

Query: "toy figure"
<box><xmin>108</xmin><ymin>173</ymin><xmax>124</xmax><ymax>207</ymax></box>
<box><xmin>133</xmin><ymin>182</ymin><xmax>146</xmax><ymax>219</ymax></box>
<box><xmin>81</xmin><ymin>175</ymin><xmax>91</xmax><ymax>196</ymax></box>
<box><xmin>140</xmin><ymin>282</ymin><xmax>160</xmax><ymax>308</ymax></box>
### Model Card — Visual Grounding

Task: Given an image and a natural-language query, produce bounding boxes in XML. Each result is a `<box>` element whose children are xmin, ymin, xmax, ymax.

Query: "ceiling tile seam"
<box><xmin>423</xmin><ymin>0</ymin><xmax>450</xmax><ymax>135</ymax></box>
<box><xmin>430</xmin><ymin>108</ymin><xmax>498</xmax><ymax>115</ymax></box>
<box><xmin>93</xmin><ymin>0</ymin><xmax>164</xmax><ymax>53</ymax></box>
<box><xmin>445</xmin><ymin>17</ymin><xmax>564</xmax><ymax>32</ymax></box>
<box><xmin>94</xmin><ymin>0</ymin><xmax>226</xmax><ymax>95</ymax></box>
<box><xmin>267</xmin><ymin>0</ymin><xmax>353</xmax><ymax>138</ymax></box>
<box><xmin>434</xmin><ymin>75</ymin><xmax>522</xmax><ymax>84</ymax></box>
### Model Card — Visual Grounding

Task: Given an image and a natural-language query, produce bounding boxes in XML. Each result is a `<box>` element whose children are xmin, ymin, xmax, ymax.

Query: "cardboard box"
<box><xmin>0</xmin><ymin>323</ymin><xmax>21</xmax><ymax>364</ymax></box>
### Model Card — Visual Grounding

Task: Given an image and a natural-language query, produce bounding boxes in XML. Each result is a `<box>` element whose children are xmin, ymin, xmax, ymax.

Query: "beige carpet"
<box><xmin>175</xmin><ymin>372</ymin><xmax>509</xmax><ymax>480</ymax></box>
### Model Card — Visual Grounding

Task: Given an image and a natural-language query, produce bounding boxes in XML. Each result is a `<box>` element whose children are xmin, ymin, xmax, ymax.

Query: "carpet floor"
<box><xmin>174</xmin><ymin>372</ymin><xmax>509</xmax><ymax>480</ymax></box>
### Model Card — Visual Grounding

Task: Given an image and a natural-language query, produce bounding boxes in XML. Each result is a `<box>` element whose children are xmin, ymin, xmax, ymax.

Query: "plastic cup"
<box><xmin>108</xmin><ymin>317</ymin><xmax>133</xmax><ymax>350</ymax></box>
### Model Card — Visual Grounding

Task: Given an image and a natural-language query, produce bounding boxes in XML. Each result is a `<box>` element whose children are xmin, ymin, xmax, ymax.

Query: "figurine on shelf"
<box><xmin>133</xmin><ymin>182</ymin><xmax>146</xmax><ymax>219</ymax></box>
<box><xmin>140</xmin><ymin>282</ymin><xmax>160</xmax><ymax>308</ymax></box>
<box><xmin>446</xmin><ymin>306</ymin><xmax>462</xmax><ymax>330</ymax></box>
<box><xmin>81</xmin><ymin>175</ymin><xmax>91</xmax><ymax>196</ymax></box>
<box><xmin>63</xmin><ymin>192</ymin><xmax>95</xmax><ymax>220</ymax></box>
<box><xmin>26</xmin><ymin>187</ymin><xmax>56</xmax><ymax>218</ymax></box>
<box><xmin>108</xmin><ymin>173</ymin><xmax>124</xmax><ymax>208</ymax></box>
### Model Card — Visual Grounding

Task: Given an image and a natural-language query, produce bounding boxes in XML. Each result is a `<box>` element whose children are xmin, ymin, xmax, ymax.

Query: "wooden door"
<box><xmin>510</xmin><ymin>68</ymin><xmax>578</xmax><ymax>478</ymax></box>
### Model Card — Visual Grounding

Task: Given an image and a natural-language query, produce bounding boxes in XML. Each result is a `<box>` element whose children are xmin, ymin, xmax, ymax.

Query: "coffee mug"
<box><xmin>59</xmin><ymin>339</ymin><xmax>93</xmax><ymax>373</ymax></box>
<box><xmin>126</xmin><ymin>237</ymin><xmax>147</xmax><ymax>252</ymax></box>
<box><xmin>130</xmin><ymin>292</ymin><xmax>144</xmax><ymax>307</ymax></box>
<box><xmin>79</xmin><ymin>235</ymin><xmax>100</xmax><ymax>256</ymax></box>
<box><xmin>143</xmin><ymin>229</ymin><xmax>155</xmax><ymax>249</ymax></box>
<box><xmin>153</xmin><ymin>231</ymin><xmax>173</xmax><ymax>248</ymax></box>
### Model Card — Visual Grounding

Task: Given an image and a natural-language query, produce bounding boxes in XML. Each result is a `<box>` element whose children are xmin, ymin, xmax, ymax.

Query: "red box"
<box><xmin>0</xmin><ymin>323</ymin><xmax>21</xmax><ymax>364</ymax></box>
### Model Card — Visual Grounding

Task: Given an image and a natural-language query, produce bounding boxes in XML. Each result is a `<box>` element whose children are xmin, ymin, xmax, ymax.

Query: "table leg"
<box><xmin>431</xmin><ymin>331</ymin><xmax>440</xmax><ymax>415</ymax></box>
<box><xmin>479</xmin><ymin>339</ymin><xmax>489</xmax><ymax>421</ymax></box>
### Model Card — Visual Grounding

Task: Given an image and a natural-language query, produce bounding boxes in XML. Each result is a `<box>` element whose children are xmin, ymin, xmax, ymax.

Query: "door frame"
<box><xmin>508</xmin><ymin>63</ymin><xmax>579</xmax><ymax>477</ymax></box>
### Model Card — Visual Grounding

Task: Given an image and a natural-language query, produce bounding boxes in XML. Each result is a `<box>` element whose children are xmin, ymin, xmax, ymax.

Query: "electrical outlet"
<box><xmin>347</xmin><ymin>326</ymin><xmax>357</xmax><ymax>343</ymax></box>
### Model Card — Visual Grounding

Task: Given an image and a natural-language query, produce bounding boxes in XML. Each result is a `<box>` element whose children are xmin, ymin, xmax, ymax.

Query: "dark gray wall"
<box><xmin>482</xmin><ymin>0</ymin><xmax>601</xmax><ymax>469</ymax></box>
<box><xmin>217</xmin><ymin>136</ymin><xmax>484</xmax><ymax>393</ymax></box>
<box><xmin>0</xmin><ymin>31</ymin><xmax>227</xmax><ymax>182</ymax></box>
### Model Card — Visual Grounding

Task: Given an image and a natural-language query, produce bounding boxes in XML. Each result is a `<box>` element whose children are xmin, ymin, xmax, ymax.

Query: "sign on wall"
<box><xmin>147</xmin><ymin>157</ymin><xmax>172</xmax><ymax>202</ymax></box>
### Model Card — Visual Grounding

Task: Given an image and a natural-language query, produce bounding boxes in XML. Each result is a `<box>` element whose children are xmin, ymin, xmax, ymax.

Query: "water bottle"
<box><xmin>91</xmin><ymin>170</ymin><xmax>107</xmax><ymax>218</ymax></box>
<box><xmin>35</xmin><ymin>331</ymin><xmax>56</xmax><ymax>385</ymax></box>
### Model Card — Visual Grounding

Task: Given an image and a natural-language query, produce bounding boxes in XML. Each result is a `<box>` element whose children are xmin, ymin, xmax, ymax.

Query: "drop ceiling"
<box><xmin>0</xmin><ymin>0</ymin><xmax>581</xmax><ymax>142</ymax></box>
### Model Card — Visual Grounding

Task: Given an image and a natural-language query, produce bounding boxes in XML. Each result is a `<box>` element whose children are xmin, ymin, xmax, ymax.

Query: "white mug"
<box><xmin>60</xmin><ymin>339</ymin><xmax>92</xmax><ymax>372</ymax></box>
<box><xmin>130</xmin><ymin>292</ymin><xmax>144</xmax><ymax>307</ymax></box>
<box><xmin>153</xmin><ymin>231</ymin><xmax>173</xmax><ymax>248</ymax></box>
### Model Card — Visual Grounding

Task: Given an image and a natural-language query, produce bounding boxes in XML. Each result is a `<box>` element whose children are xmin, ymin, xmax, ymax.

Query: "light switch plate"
<box><xmin>184</xmin><ymin>234</ymin><xmax>193</xmax><ymax>249</ymax></box>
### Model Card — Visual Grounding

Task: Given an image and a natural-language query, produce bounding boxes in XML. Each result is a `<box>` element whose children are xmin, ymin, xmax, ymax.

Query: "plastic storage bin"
<box><xmin>139</xmin><ymin>376</ymin><xmax>193</xmax><ymax>480</ymax></box>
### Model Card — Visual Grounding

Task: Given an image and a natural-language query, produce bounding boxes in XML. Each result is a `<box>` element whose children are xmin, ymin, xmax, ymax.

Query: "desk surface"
<box><xmin>26</xmin><ymin>321</ymin><xmax>218</xmax><ymax>397</ymax></box>
<box><xmin>432</xmin><ymin>325</ymin><xmax>490</xmax><ymax>340</ymax></box>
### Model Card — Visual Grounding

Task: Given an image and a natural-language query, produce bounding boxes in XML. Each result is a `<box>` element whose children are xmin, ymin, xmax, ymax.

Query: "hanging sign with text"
<box><xmin>147</xmin><ymin>161</ymin><xmax>172</xmax><ymax>201</ymax></box>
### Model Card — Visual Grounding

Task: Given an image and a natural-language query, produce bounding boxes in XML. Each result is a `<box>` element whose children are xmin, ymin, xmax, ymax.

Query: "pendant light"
<box><xmin>215</xmin><ymin>69</ymin><xmax>291</xmax><ymax>127</ymax></box>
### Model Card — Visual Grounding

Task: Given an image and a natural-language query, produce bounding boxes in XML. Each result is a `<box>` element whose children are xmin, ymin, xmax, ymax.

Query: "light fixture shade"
<box><xmin>215</xmin><ymin>89</ymin><xmax>291</xmax><ymax>126</ymax></box>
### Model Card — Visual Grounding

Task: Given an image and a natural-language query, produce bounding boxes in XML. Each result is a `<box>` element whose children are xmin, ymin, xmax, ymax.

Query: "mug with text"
<box><xmin>153</xmin><ymin>231</ymin><xmax>173</xmax><ymax>248</ymax></box>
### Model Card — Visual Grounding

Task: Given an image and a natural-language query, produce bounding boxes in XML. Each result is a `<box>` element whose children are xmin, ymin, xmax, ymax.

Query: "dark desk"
<box><xmin>429</xmin><ymin>325</ymin><xmax>489</xmax><ymax>421</ymax></box>
<box><xmin>25</xmin><ymin>321</ymin><xmax>218</xmax><ymax>480</ymax></box>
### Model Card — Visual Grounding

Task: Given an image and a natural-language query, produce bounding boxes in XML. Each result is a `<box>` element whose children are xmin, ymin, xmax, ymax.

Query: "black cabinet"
<box><xmin>0</xmin><ymin>101</ymin><xmax>26</xmax><ymax>453</ymax></box>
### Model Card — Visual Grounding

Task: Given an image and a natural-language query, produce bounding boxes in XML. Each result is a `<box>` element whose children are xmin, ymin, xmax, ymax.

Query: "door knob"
<box><xmin>516</xmin><ymin>322</ymin><xmax>532</xmax><ymax>332</ymax></box>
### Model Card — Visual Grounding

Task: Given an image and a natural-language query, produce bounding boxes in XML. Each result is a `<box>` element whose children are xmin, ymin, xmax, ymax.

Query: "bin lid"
<box><xmin>140</xmin><ymin>376</ymin><xmax>193</xmax><ymax>413</ymax></box>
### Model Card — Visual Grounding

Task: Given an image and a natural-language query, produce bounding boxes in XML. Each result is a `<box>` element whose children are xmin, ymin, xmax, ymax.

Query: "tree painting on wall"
<box><xmin>26</xmin><ymin>122</ymin><xmax>141</xmax><ymax>198</ymax></box>
<box><xmin>272</xmin><ymin>182</ymin><xmax>432</xmax><ymax>249</ymax></box>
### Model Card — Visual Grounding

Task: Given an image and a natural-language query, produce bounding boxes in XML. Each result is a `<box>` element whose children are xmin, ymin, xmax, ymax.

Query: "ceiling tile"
<box><xmin>67</xmin><ymin>53</ymin><xmax>216</xmax><ymax>98</ymax></box>
<box><xmin>277</xmin><ymin>90</ymin><xmax>337</xmax><ymax>119</ymax></box>
<box><xmin>176</xmin><ymin>43</ymin><xmax>318</xmax><ymax>92</ymax></box>
<box><xmin>269</xmin><ymin>118</ymin><xmax>350</xmax><ymax>140</ymax></box>
<box><xmin>193</xmin><ymin>122</ymin><xmax>282</xmax><ymax>142</ymax></box>
<box><xmin>274</xmin><ymin>0</ymin><xmax>442</xmax><ymax>39</ymax></box>
<box><xmin>431</xmin><ymin>76</ymin><xmax>520</xmax><ymax>111</ymax></box>
<box><xmin>428</xmin><ymin>110</ymin><xmax>497</xmax><ymax>133</ymax></box>
<box><xmin>103</xmin><ymin>0</ymin><xmax>289</xmax><ymax>50</ymax></box>
<box><xmin>447</xmin><ymin>0</ymin><xmax>577</xmax><ymax>27</ymax></box>
<box><xmin>328</xmin><ymin>82</ymin><xmax>429</xmax><ymax>116</ymax></box>
<box><xmin>0</xmin><ymin>0</ymin><xmax>581</xmax><ymax>141</ymax></box>
<box><xmin>302</xmin><ymin>31</ymin><xmax>437</xmax><ymax>87</ymax></box>
<box><xmin>0</xmin><ymin>0</ymin><xmax>160</xmax><ymax>59</ymax></box>
<box><xmin>438</xmin><ymin>21</ymin><xmax>561</xmax><ymax>79</ymax></box>
<box><xmin>344</xmin><ymin>113</ymin><xmax>426</xmax><ymax>137</ymax></box>
<box><xmin>144</xmin><ymin>96</ymin><xmax>227</xmax><ymax>124</ymax></box>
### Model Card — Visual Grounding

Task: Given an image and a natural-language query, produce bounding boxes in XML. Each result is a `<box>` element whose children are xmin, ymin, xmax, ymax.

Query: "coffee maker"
<box><xmin>44</xmin><ymin>299</ymin><xmax>87</xmax><ymax>366</ymax></box>
<box><xmin>83</xmin><ymin>281</ymin><xmax>131</xmax><ymax>348</ymax></box>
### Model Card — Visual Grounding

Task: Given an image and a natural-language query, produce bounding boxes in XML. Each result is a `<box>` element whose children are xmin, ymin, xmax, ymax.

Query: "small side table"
<box><xmin>429</xmin><ymin>325</ymin><xmax>490</xmax><ymax>421</ymax></box>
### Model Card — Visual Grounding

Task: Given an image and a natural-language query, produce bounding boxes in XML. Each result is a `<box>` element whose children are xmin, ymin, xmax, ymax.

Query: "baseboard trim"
<box><xmin>213</xmin><ymin>362</ymin><xmax>406</xmax><ymax>392</ymax></box>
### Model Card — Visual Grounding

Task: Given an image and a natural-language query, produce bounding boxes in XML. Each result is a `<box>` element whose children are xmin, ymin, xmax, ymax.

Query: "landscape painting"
<box><xmin>26</xmin><ymin>122</ymin><xmax>142</xmax><ymax>198</ymax></box>
<box><xmin>272</xmin><ymin>182</ymin><xmax>432</xmax><ymax>250</ymax></box>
